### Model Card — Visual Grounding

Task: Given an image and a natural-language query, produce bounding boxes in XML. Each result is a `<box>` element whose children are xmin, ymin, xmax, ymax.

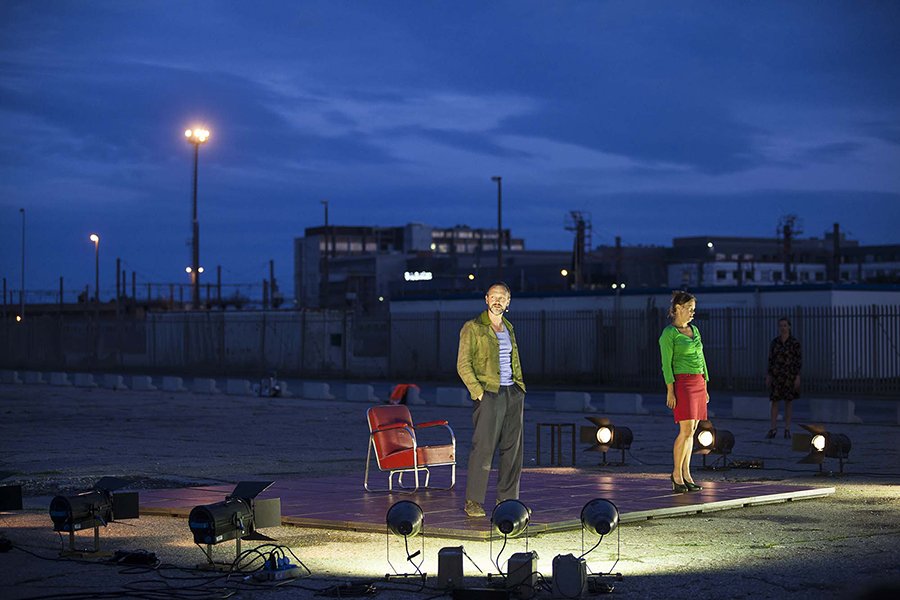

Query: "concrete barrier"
<box><xmin>604</xmin><ymin>393</ymin><xmax>649</xmax><ymax>415</ymax></box>
<box><xmin>405</xmin><ymin>386</ymin><xmax>426</xmax><ymax>405</ymax></box>
<box><xmin>162</xmin><ymin>376</ymin><xmax>187</xmax><ymax>392</ymax></box>
<box><xmin>103</xmin><ymin>375</ymin><xmax>128</xmax><ymax>390</ymax></box>
<box><xmin>23</xmin><ymin>371</ymin><xmax>45</xmax><ymax>385</ymax></box>
<box><xmin>554</xmin><ymin>391</ymin><xmax>597</xmax><ymax>412</ymax></box>
<box><xmin>0</xmin><ymin>370</ymin><xmax>22</xmax><ymax>384</ymax></box>
<box><xmin>810</xmin><ymin>398</ymin><xmax>862</xmax><ymax>424</ymax></box>
<box><xmin>302</xmin><ymin>382</ymin><xmax>334</xmax><ymax>400</ymax></box>
<box><xmin>226</xmin><ymin>379</ymin><xmax>253</xmax><ymax>396</ymax></box>
<box><xmin>435</xmin><ymin>387</ymin><xmax>470</xmax><ymax>407</ymax></box>
<box><xmin>49</xmin><ymin>372</ymin><xmax>71</xmax><ymax>387</ymax></box>
<box><xmin>346</xmin><ymin>384</ymin><xmax>379</xmax><ymax>403</ymax></box>
<box><xmin>73</xmin><ymin>373</ymin><xmax>97</xmax><ymax>388</ymax></box>
<box><xmin>192</xmin><ymin>378</ymin><xmax>220</xmax><ymax>394</ymax></box>
<box><xmin>131</xmin><ymin>376</ymin><xmax>156</xmax><ymax>391</ymax></box>
<box><xmin>731</xmin><ymin>396</ymin><xmax>772</xmax><ymax>420</ymax></box>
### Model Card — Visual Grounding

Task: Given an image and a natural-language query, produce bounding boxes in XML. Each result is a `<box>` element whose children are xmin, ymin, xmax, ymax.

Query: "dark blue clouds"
<box><xmin>0</xmin><ymin>0</ymin><xmax>898</xmax><ymax>298</ymax></box>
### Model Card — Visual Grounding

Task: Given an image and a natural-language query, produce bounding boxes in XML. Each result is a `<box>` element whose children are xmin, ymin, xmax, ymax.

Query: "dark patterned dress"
<box><xmin>768</xmin><ymin>335</ymin><xmax>802</xmax><ymax>402</ymax></box>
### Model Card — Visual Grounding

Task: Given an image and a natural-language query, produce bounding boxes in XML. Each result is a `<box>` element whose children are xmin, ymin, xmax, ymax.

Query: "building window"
<box><xmin>815</xmin><ymin>272</ymin><xmax>824</xmax><ymax>281</ymax></box>
<box><xmin>745</xmin><ymin>271</ymin><xmax>754</xmax><ymax>281</ymax></box>
<box><xmin>716</xmin><ymin>270</ymin><xmax>727</xmax><ymax>280</ymax></box>
<box><xmin>773</xmin><ymin>271</ymin><xmax>782</xmax><ymax>281</ymax></box>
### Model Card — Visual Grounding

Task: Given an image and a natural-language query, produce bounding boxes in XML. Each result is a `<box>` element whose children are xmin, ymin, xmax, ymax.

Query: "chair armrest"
<box><xmin>372</xmin><ymin>422</ymin><xmax>411</xmax><ymax>433</ymax></box>
<box><xmin>416</xmin><ymin>420</ymin><xmax>449</xmax><ymax>429</ymax></box>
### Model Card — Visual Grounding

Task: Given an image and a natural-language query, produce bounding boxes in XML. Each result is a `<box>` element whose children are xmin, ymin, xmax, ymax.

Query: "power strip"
<box><xmin>254</xmin><ymin>566</ymin><xmax>303</xmax><ymax>581</ymax></box>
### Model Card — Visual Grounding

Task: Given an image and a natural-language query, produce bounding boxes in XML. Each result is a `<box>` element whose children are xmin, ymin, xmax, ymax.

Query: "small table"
<box><xmin>535</xmin><ymin>422</ymin><xmax>576</xmax><ymax>466</ymax></box>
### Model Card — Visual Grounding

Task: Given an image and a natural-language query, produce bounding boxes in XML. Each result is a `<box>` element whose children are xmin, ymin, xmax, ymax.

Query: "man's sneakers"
<box><xmin>464</xmin><ymin>500</ymin><xmax>486</xmax><ymax>518</ymax></box>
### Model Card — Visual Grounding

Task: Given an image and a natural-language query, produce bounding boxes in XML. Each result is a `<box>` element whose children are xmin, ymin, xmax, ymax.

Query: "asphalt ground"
<box><xmin>1</xmin><ymin>382</ymin><xmax>899</xmax><ymax>600</ymax></box>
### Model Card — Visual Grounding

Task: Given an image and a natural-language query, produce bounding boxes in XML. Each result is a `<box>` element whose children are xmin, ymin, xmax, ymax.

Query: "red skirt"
<box><xmin>673</xmin><ymin>373</ymin><xmax>708</xmax><ymax>423</ymax></box>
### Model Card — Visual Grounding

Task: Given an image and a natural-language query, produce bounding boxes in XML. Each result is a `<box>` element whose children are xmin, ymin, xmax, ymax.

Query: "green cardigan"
<box><xmin>457</xmin><ymin>310</ymin><xmax>526</xmax><ymax>400</ymax></box>
<box><xmin>659</xmin><ymin>324</ymin><xmax>709</xmax><ymax>385</ymax></box>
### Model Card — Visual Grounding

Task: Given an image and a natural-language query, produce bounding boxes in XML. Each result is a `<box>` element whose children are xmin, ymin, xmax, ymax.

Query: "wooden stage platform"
<box><xmin>141</xmin><ymin>468</ymin><xmax>833</xmax><ymax>541</ymax></box>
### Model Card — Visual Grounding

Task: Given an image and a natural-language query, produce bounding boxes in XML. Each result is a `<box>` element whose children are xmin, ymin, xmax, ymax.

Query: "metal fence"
<box><xmin>2</xmin><ymin>306</ymin><xmax>899</xmax><ymax>394</ymax></box>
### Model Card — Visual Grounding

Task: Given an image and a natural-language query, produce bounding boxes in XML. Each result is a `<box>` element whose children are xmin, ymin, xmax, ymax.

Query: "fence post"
<box><xmin>300</xmin><ymin>310</ymin><xmax>307</xmax><ymax>376</ymax></box>
<box><xmin>386</xmin><ymin>310</ymin><xmax>393</xmax><ymax>378</ymax></box>
<box><xmin>726</xmin><ymin>307</ymin><xmax>734</xmax><ymax>389</ymax></box>
<box><xmin>540</xmin><ymin>310</ymin><xmax>547</xmax><ymax>380</ymax></box>
<box><xmin>260</xmin><ymin>311</ymin><xmax>267</xmax><ymax>376</ymax></box>
<box><xmin>343</xmin><ymin>311</ymin><xmax>349</xmax><ymax>376</ymax></box>
<box><xmin>872</xmin><ymin>304</ymin><xmax>879</xmax><ymax>393</ymax></box>
<box><xmin>595</xmin><ymin>310</ymin><xmax>603</xmax><ymax>385</ymax></box>
<box><xmin>435</xmin><ymin>311</ymin><xmax>441</xmax><ymax>377</ymax></box>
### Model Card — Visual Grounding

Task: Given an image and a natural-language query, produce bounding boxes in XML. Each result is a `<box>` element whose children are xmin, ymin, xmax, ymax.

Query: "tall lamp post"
<box><xmin>19</xmin><ymin>208</ymin><xmax>25</xmax><ymax>320</ymax></box>
<box><xmin>491</xmin><ymin>176</ymin><xmax>503</xmax><ymax>281</ymax></box>
<box><xmin>184</xmin><ymin>127</ymin><xmax>210</xmax><ymax>309</ymax></box>
<box><xmin>89</xmin><ymin>234</ymin><xmax>100</xmax><ymax>303</ymax></box>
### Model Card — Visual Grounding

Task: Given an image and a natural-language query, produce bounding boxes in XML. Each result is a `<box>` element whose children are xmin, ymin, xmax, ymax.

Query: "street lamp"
<box><xmin>185</xmin><ymin>127</ymin><xmax>210</xmax><ymax>309</ymax></box>
<box><xmin>491</xmin><ymin>176</ymin><xmax>502</xmax><ymax>281</ymax></box>
<box><xmin>19</xmin><ymin>208</ymin><xmax>24</xmax><ymax>320</ymax></box>
<box><xmin>89</xmin><ymin>234</ymin><xmax>100</xmax><ymax>303</ymax></box>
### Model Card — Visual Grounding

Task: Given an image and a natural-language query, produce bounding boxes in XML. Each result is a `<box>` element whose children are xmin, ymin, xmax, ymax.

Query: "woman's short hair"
<box><xmin>778</xmin><ymin>317</ymin><xmax>791</xmax><ymax>327</ymax></box>
<box><xmin>668</xmin><ymin>290</ymin><xmax>696</xmax><ymax>319</ymax></box>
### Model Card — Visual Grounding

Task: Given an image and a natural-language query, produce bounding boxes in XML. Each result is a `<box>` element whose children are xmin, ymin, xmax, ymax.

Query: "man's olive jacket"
<box><xmin>456</xmin><ymin>310</ymin><xmax>526</xmax><ymax>400</ymax></box>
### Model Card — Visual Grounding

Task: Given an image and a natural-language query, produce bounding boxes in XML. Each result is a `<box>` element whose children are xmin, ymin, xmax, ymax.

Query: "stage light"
<box><xmin>796</xmin><ymin>424</ymin><xmax>852</xmax><ymax>474</ymax></box>
<box><xmin>492</xmin><ymin>499</ymin><xmax>531</xmax><ymax>538</ymax></box>
<box><xmin>386</xmin><ymin>500</ymin><xmax>423</xmax><ymax>537</ymax></box>
<box><xmin>692</xmin><ymin>420</ymin><xmax>735</xmax><ymax>469</ymax></box>
<box><xmin>581</xmin><ymin>498</ymin><xmax>619</xmax><ymax>538</ymax></box>
<box><xmin>581</xmin><ymin>417</ymin><xmax>633</xmax><ymax>466</ymax></box>
<box><xmin>48</xmin><ymin>477</ymin><xmax>139</xmax><ymax>555</ymax></box>
<box><xmin>551</xmin><ymin>498</ymin><xmax>622</xmax><ymax>596</ymax></box>
<box><xmin>188</xmin><ymin>481</ymin><xmax>281</xmax><ymax>568</ymax></box>
<box><xmin>385</xmin><ymin>501</ymin><xmax>424</xmax><ymax>580</ymax></box>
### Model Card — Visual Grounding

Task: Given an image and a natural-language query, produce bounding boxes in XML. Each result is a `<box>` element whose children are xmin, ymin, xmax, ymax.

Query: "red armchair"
<box><xmin>364</xmin><ymin>405</ymin><xmax>456</xmax><ymax>492</ymax></box>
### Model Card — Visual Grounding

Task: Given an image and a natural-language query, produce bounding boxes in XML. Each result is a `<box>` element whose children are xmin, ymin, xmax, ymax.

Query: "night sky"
<box><xmin>2</xmin><ymin>1</ymin><xmax>899</xmax><ymax>300</ymax></box>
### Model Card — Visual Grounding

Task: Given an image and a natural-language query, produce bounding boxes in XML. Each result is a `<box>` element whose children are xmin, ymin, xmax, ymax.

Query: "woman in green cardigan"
<box><xmin>659</xmin><ymin>291</ymin><xmax>709</xmax><ymax>493</ymax></box>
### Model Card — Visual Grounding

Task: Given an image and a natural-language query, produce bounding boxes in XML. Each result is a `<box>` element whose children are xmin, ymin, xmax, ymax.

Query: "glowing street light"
<box><xmin>185</xmin><ymin>126</ymin><xmax>211</xmax><ymax>309</ymax></box>
<box><xmin>89</xmin><ymin>234</ymin><xmax>100</xmax><ymax>303</ymax></box>
<box><xmin>560</xmin><ymin>269</ymin><xmax>569</xmax><ymax>277</ymax></box>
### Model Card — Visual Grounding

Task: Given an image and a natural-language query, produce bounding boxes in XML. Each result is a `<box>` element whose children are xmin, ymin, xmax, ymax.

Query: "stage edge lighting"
<box><xmin>385</xmin><ymin>500</ymin><xmax>425</xmax><ymax>581</ymax></box>
<box><xmin>48</xmin><ymin>476</ymin><xmax>139</xmax><ymax>556</ymax></box>
<box><xmin>188</xmin><ymin>481</ymin><xmax>281</xmax><ymax>569</ymax></box>
<box><xmin>795</xmin><ymin>424</ymin><xmax>852</xmax><ymax>474</ymax></box>
<box><xmin>692</xmin><ymin>420</ymin><xmax>736</xmax><ymax>469</ymax></box>
<box><xmin>580</xmin><ymin>417</ymin><xmax>633</xmax><ymax>466</ymax></box>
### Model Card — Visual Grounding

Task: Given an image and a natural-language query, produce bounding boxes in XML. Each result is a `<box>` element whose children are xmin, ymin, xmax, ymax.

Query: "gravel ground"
<box><xmin>1</xmin><ymin>383</ymin><xmax>899</xmax><ymax>599</ymax></box>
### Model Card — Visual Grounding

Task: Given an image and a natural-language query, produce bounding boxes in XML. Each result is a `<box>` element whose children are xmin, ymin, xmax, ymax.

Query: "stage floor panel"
<box><xmin>141</xmin><ymin>468</ymin><xmax>833</xmax><ymax>540</ymax></box>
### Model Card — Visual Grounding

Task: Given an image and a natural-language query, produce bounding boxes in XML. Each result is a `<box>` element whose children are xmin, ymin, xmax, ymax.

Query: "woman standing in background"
<box><xmin>766</xmin><ymin>317</ymin><xmax>802</xmax><ymax>439</ymax></box>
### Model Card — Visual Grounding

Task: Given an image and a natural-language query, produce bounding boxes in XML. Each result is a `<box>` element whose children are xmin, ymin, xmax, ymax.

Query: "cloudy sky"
<box><xmin>1</xmin><ymin>1</ymin><xmax>898</xmax><ymax>301</ymax></box>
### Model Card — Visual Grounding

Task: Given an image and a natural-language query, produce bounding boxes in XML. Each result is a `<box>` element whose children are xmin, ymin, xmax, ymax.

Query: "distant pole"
<box><xmin>184</xmin><ymin>127</ymin><xmax>210</xmax><ymax>309</ymax></box>
<box><xmin>491</xmin><ymin>176</ymin><xmax>502</xmax><ymax>281</ymax></box>
<box><xmin>20</xmin><ymin>208</ymin><xmax>24</xmax><ymax>319</ymax></box>
<box><xmin>321</xmin><ymin>200</ymin><xmax>329</xmax><ymax>308</ymax></box>
<box><xmin>89</xmin><ymin>234</ymin><xmax>100</xmax><ymax>304</ymax></box>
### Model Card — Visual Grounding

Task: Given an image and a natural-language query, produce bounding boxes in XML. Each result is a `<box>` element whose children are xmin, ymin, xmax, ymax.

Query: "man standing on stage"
<box><xmin>457</xmin><ymin>282</ymin><xmax>526</xmax><ymax>518</ymax></box>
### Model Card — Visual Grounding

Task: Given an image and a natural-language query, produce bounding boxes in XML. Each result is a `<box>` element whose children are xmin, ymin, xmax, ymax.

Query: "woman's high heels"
<box><xmin>671</xmin><ymin>474</ymin><xmax>688</xmax><ymax>493</ymax></box>
<box><xmin>684</xmin><ymin>480</ymin><xmax>702</xmax><ymax>492</ymax></box>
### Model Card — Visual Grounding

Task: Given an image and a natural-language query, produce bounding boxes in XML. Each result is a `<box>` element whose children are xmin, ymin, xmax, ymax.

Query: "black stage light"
<box><xmin>48</xmin><ymin>477</ymin><xmax>139</xmax><ymax>555</ymax></box>
<box><xmin>385</xmin><ymin>500</ymin><xmax>425</xmax><ymax>580</ymax></box>
<box><xmin>492</xmin><ymin>499</ymin><xmax>531</xmax><ymax>539</ymax></box>
<box><xmin>796</xmin><ymin>424</ymin><xmax>852</xmax><ymax>474</ymax></box>
<box><xmin>580</xmin><ymin>417</ymin><xmax>633</xmax><ymax>466</ymax></box>
<box><xmin>553</xmin><ymin>498</ymin><xmax>621</xmax><ymax>598</ymax></box>
<box><xmin>188</xmin><ymin>481</ymin><xmax>281</xmax><ymax>568</ymax></box>
<box><xmin>490</xmin><ymin>499</ymin><xmax>534</xmax><ymax>591</ymax></box>
<box><xmin>692</xmin><ymin>420</ymin><xmax>735</xmax><ymax>469</ymax></box>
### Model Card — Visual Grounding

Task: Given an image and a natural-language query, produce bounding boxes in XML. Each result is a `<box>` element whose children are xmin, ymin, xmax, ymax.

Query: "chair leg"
<box><xmin>364</xmin><ymin>439</ymin><xmax>373</xmax><ymax>491</ymax></box>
